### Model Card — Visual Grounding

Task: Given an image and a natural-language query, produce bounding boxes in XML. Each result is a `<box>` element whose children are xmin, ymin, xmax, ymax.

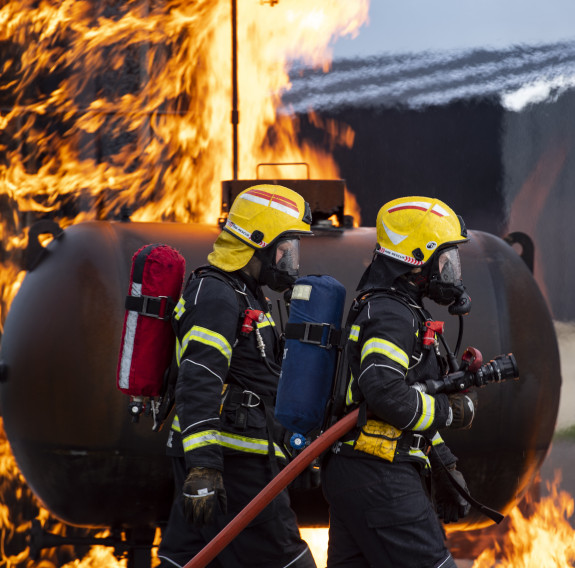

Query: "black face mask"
<box><xmin>426</xmin><ymin>248</ymin><xmax>472</xmax><ymax>315</ymax></box>
<box><xmin>255</xmin><ymin>238</ymin><xmax>301</xmax><ymax>293</ymax></box>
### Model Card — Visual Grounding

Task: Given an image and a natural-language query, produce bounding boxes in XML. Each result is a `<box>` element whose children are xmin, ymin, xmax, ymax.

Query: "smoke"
<box><xmin>281</xmin><ymin>41</ymin><xmax>575</xmax><ymax>112</ymax></box>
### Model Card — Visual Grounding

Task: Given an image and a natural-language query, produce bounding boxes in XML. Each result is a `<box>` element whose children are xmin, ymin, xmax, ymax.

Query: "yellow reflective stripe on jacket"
<box><xmin>177</xmin><ymin>325</ymin><xmax>232</xmax><ymax>366</ymax></box>
<box><xmin>360</xmin><ymin>337</ymin><xmax>409</xmax><ymax>369</ymax></box>
<box><xmin>430</xmin><ymin>432</ymin><xmax>444</xmax><ymax>446</ymax></box>
<box><xmin>182</xmin><ymin>429</ymin><xmax>285</xmax><ymax>459</ymax></box>
<box><xmin>408</xmin><ymin>448</ymin><xmax>431</xmax><ymax>468</ymax></box>
<box><xmin>412</xmin><ymin>391</ymin><xmax>436</xmax><ymax>431</ymax></box>
<box><xmin>257</xmin><ymin>312</ymin><xmax>275</xmax><ymax>329</ymax></box>
<box><xmin>174</xmin><ymin>297</ymin><xmax>186</xmax><ymax>321</ymax></box>
<box><xmin>349</xmin><ymin>325</ymin><xmax>360</xmax><ymax>342</ymax></box>
<box><xmin>345</xmin><ymin>373</ymin><xmax>356</xmax><ymax>406</ymax></box>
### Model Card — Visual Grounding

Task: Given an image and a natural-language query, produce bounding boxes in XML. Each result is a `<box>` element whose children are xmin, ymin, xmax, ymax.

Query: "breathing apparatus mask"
<box><xmin>255</xmin><ymin>237</ymin><xmax>301</xmax><ymax>292</ymax></box>
<box><xmin>426</xmin><ymin>247</ymin><xmax>471</xmax><ymax>315</ymax></box>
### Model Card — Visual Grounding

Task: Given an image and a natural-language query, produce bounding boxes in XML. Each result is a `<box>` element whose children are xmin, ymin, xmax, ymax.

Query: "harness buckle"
<box><xmin>302</xmin><ymin>322</ymin><xmax>334</xmax><ymax>348</ymax></box>
<box><xmin>410</xmin><ymin>433</ymin><xmax>427</xmax><ymax>452</ymax></box>
<box><xmin>241</xmin><ymin>390</ymin><xmax>261</xmax><ymax>408</ymax></box>
<box><xmin>141</xmin><ymin>295</ymin><xmax>170</xmax><ymax>319</ymax></box>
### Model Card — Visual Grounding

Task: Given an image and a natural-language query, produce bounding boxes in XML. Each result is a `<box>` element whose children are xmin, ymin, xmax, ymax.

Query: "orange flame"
<box><xmin>0</xmin><ymin>0</ymin><xmax>368</xmax><ymax>564</ymax></box>
<box><xmin>0</xmin><ymin>0</ymin><xmax>367</xmax><ymax>229</ymax></box>
<box><xmin>472</xmin><ymin>473</ymin><xmax>575</xmax><ymax>567</ymax></box>
<box><xmin>0</xmin><ymin>0</ymin><xmax>367</xmax><ymax>329</ymax></box>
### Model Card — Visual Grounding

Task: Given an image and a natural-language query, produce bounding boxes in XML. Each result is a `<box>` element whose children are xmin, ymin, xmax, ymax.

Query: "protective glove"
<box><xmin>447</xmin><ymin>391</ymin><xmax>477</xmax><ymax>429</ymax></box>
<box><xmin>432</xmin><ymin>465</ymin><xmax>471</xmax><ymax>523</ymax></box>
<box><xmin>182</xmin><ymin>467</ymin><xmax>227</xmax><ymax>527</ymax></box>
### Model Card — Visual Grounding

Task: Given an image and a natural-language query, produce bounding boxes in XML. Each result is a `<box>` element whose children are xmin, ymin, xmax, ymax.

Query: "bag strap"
<box><xmin>328</xmin><ymin>289</ymin><xmax>427</xmax><ymax>431</ymax></box>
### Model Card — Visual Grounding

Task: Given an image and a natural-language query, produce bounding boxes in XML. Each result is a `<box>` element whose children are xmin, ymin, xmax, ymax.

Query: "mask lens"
<box><xmin>437</xmin><ymin>248</ymin><xmax>461</xmax><ymax>284</ymax></box>
<box><xmin>274</xmin><ymin>239</ymin><xmax>300</xmax><ymax>274</ymax></box>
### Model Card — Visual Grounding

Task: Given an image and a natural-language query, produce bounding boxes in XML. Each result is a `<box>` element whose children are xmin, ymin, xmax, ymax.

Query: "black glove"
<box><xmin>182</xmin><ymin>467</ymin><xmax>227</xmax><ymax>527</ymax></box>
<box><xmin>447</xmin><ymin>391</ymin><xmax>477</xmax><ymax>429</ymax></box>
<box><xmin>432</xmin><ymin>465</ymin><xmax>471</xmax><ymax>523</ymax></box>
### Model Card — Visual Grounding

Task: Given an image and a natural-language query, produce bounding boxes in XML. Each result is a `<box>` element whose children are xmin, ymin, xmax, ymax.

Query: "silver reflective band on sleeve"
<box><xmin>183</xmin><ymin>490</ymin><xmax>215</xmax><ymax>499</ymax></box>
<box><xmin>349</xmin><ymin>325</ymin><xmax>360</xmax><ymax>342</ymax></box>
<box><xmin>408</xmin><ymin>447</ymin><xmax>431</xmax><ymax>468</ymax></box>
<box><xmin>177</xmin><ymin>325</ymin><xmax>232</xmax><ymax>366</ymax></box>
<box><xmin>430</xmin><ymin>432</ymin><xmax>444</xmax><ymax>446</ymax></box>
<box><xmin>412</xmin><ymin>391</ymin><xmax>436</xmax><ymax>431</ymax></box>
<box><xmin>361</xmin><ymin>337</ymin><xmax>409</xmax><ymax>369</ymax></box>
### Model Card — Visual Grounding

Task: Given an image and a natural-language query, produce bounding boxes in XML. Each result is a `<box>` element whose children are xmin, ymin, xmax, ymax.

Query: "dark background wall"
<box><xmin>295</xmin><ymin>85</ymin><xmax>575</xmax><ymax>321</ymax></box>
<box><xmin>297</xmin><ymin>98</ymin><xmax>507</xmax><ymax>235</ymax></box>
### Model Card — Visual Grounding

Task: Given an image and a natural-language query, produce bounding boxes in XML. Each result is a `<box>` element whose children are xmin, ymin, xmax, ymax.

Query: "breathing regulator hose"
<box><xmin>183</xmin><ymin>408</ymin><xmax>360</xmax><ymax>568</ymax></box>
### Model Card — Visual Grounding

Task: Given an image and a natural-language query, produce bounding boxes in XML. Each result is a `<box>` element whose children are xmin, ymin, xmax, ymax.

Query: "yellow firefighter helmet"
<box><xmin>375</xmin><ymin>196</ymin><xmax>468</xmax><ymax>266</ymax></box>
<box><xmin>209</xmin><ymin>184</ymin><xmax>312</xmax><ymax>272</ymax></box>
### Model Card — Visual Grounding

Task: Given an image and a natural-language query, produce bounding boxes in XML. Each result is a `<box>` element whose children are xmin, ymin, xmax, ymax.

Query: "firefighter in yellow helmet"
<box><xmin>158</xmin><ymin>185</ymin><xmax>316</xmax><ymax>568</ymax></box>
<box><xmin>321</xmin><ymin>196</ymin><xmax>476</xmax><ymax>568</ymax></box>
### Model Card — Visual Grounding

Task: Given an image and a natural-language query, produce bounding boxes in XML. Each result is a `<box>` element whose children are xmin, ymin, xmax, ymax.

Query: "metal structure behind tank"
<box><xmin>0</xmin><ymin>219</ymin><xmax>560</xmax><ymax>532</ymax></box>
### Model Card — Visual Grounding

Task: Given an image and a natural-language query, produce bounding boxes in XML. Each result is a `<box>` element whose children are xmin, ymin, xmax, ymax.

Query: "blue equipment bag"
<box><xmin>275</xmin><ymin>274</ymin><xmax>346</xmax><ymax>440</ymax></box>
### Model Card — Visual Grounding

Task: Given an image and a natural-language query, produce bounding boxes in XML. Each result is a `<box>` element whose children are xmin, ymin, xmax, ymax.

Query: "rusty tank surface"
<box><xmin>0</xmin><ymin>218</ymin><xmax>560</xmax><ymax>533</ymax></box>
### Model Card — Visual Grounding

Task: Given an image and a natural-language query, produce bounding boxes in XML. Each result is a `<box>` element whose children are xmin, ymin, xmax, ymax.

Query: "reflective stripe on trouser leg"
<box><xmin>158</xmin><ymin>454</ymin><xmax>314</xmax><ymax>568</ymax></box>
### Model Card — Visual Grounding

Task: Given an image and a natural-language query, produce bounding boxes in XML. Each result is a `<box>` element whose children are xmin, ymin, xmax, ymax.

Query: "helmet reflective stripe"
<box><xmin>387</xmin><ymin>201</ymin><xmax>450</xmax><ymax>217</ymax></box>
<box><xmin>241</xmin><ymin>187</ymin><xmax>300</xmax><ymax>218</ymax></box>
<box><xmin>381</xmin><ymin>220</ymin><xmax>408</xmax><ymax>246</ymax></box>
<box><xmin>225</xmin><ymin>219</ymin><xmax>268</xmax><ymax>247</ymax></box>
<box><xmin>360</xmin><ymin>337</ymin><xmax>409</xmax><ymax>369</ymax></box>
<box><xmin>412</xmin><ymin>391</ymin><xmax>436</xmax><ymax>431</ymax></box>
<box><xmin>182</xmin><ymin>428</ymin><xmax>285</xmax><ymax>458</ymax></box>
<box><xmin>177</xmin><ymin>325</ymin><xmax>232</xmax><ymax>366</ymax></box>
<box><xmin>375</xmin><ymin>247</ymin><xmax>425</xmax><ymax>266</ymax></box>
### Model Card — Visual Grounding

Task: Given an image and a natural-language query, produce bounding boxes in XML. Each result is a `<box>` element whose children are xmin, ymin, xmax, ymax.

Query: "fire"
<box><xmin>472</xmin><ymin>473</ymin><xmax>575</xmax><ymax>567</ymax></box>
<box><xmin>0</xmin><ymin>0</ymin><xmax>366</xmax><ymax>327</ymax></box>
<box><xmin>301</xmin><ymin>528</ymin><xmax>328</xmax><ymax>567</ymax></box>
<box><xmin>0</xmin><ymin>0</ymin><xmax>368</xmax><ymax>564</ymax></box>
<box><xmin>301</xmin><ymin>478</ymin><xmax>575</xmax><ymax>568</ymax></box>
<box><xmin>1</xmin><ymin>3</ymin><xmax>574</xmax><ymax>567</ymax></box>
<box><xmin>0</xmin><ymin>0</ymin><xmax>367</xmax><ymax>228</ymax></box>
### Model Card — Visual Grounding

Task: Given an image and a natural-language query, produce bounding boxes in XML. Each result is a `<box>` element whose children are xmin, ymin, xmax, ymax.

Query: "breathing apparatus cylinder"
<box><xmin>275</xmin><ymin>275</ymin><xmax>346</xmax><ymax>441</ymax></box>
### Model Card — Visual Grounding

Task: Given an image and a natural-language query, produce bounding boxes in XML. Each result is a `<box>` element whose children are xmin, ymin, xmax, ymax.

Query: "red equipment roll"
<box><xmin>116</xmin><ymin>243</ymin><xmax>185</xmax><ymax>398</ymax></box>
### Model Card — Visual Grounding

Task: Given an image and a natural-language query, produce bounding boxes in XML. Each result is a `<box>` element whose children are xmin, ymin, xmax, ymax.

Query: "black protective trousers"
<box><xmin>321</xmin><ymin>453</ymin><xmax>457</xmax><ymax>568</ymax></box>
<box><xmin>158</xmin><ymin>454</ymin><xmax>316</xmax><ymax>568</ymax></box>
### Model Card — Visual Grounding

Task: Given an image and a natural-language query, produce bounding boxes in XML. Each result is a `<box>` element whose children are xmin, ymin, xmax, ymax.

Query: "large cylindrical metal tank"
<box><xmin>0</xmin><ymin>221</ymin><xmax>560</xmax><ymax>531</ymax></box>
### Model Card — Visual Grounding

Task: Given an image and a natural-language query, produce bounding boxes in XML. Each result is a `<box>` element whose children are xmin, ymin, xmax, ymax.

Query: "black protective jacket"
<box><xmin>166</xmin><ymin>266</ymin><xmax>286</xmax><ymax>471</ymax></box>
<box><xmin>343</xmin><ymin>286</ymin><xmax>458</xmax><ymax>468</ymax></box>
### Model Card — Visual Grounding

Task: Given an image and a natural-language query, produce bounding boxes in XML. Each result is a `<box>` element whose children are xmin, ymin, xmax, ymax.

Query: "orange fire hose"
<box><xmin>183</xmin><ymin>408</ymin><xmax>360</xmax><ymax>568</ymax></box>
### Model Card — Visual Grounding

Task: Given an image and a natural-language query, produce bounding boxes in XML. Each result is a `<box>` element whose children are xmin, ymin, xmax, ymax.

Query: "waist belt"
<box><xmin>228</xmin><ymin>388</ymin><xmax>266</xmax><ymax>408</ymax></box>
<box><xmin>223</xmin><ymin>384</ymin><xmax>282</xmax><ymax>473</ymax></box>
<box><xmin>336</xmin><ymin>426</ymin><xmax>430</xmax><ymax>456</ymax></box>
